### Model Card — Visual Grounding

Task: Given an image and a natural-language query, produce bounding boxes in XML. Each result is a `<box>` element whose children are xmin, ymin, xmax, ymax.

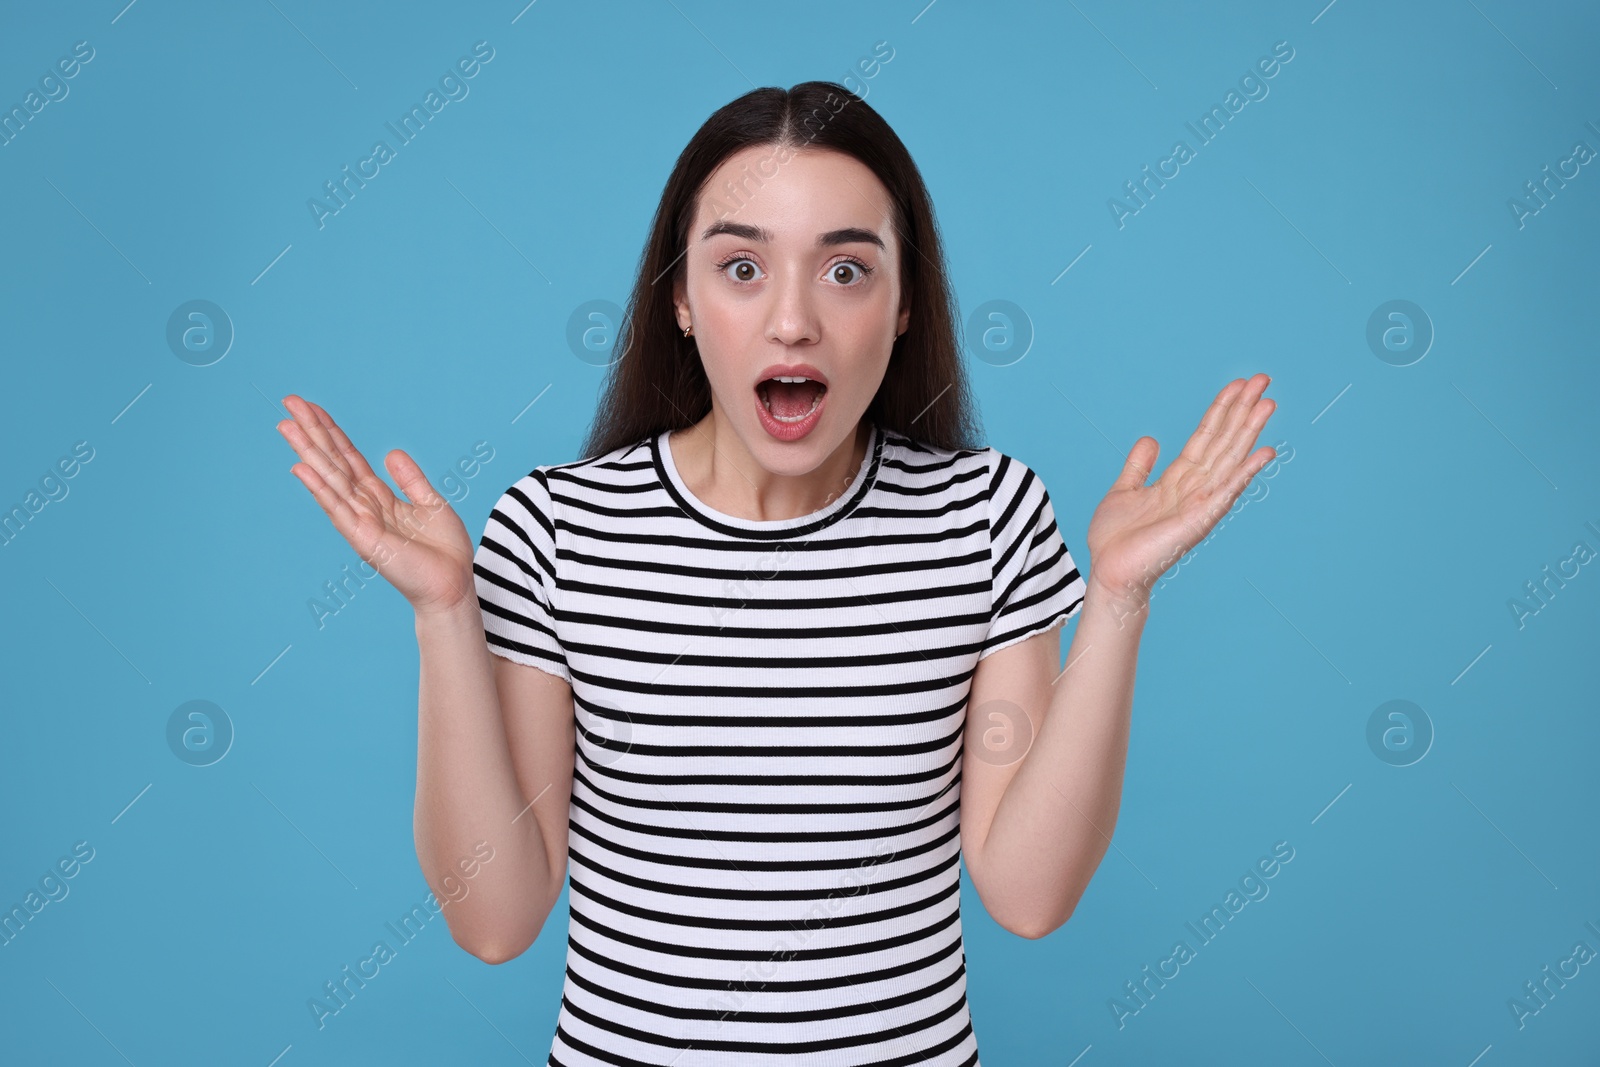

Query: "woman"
<box><xmin>278</xmin><ymin>81</ymin><xmax>1275</xmax><ymax>1066</ymax></box>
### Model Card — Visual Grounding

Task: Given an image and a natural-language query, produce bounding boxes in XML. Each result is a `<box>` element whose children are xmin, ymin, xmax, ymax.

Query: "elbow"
<box><xmin>1007</xmin><ymin>918</ymin><xmax>1059</xmax><ymax>941</ymax></box>
<box><xmin>448</xmin><ymin>914</ymin><xmax>543</xmax><ymax>965</ymax></box>
<box><xmin>445</xmin><ymin>875</ymin><xmax>563</xmax><ymax>965</ymax></box>
<box><xmin>1004</xmin><ymin>905</ymin><xmax>1074</xmax><ymax>941</ymax></box>
<box><xmin>468</xmin><ymin>941</ymin><xmax>526</xmax><ymax>965</ymax></box>
<box><xmin>455</xmin><ymin>928</ymin><xmax>534</xmax><ymax>965</ymax></box>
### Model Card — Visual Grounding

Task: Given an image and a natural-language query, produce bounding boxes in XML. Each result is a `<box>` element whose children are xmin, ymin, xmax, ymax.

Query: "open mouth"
<box><xmin>756</xmin><ymin>376</ymin><xmax>827</xmax><ymax>423</ymax></box>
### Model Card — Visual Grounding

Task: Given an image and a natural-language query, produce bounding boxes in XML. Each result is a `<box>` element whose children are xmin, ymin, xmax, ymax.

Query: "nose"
<box><xmin>763</xmin><ymin>265</ymin><xmax>820</xmax><ymax>347</ymax></box>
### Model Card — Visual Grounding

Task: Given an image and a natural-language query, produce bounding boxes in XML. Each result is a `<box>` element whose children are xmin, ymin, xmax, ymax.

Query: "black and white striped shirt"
<box><xmin>472</xmin><ymin>420</ymin><xmax>1086</xmax><ymax>1066</ymax></box>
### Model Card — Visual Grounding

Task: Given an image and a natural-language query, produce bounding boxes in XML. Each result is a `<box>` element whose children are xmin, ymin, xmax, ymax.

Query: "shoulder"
<box><xmin>872</xmin><ymin>428</ymin><xmax>1060</xmax><ymax>527</ymax></box>
<box><xmin>492</xmin><ymin>436</ymin><xmax>653</xmax><ymax>515</ymax></box>
<box><xmin>875</xmin><ymin>424</ymin><xmax>995</xmax><ymax>492</ymax></box>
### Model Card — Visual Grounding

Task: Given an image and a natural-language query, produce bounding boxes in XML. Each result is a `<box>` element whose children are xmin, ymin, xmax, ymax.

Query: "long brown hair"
<box><xmin>578</xmin><ymin>80</ymin><xmax>983</xmax><ymax>460</ymax></box>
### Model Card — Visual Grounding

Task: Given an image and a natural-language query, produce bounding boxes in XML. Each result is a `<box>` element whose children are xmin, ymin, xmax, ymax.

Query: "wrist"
<box><xmin>413</xmin><ymin>589</ymin><xmax>482</xmax><ymax>636</ymax></box>
<box><xmin>1083</xmin><ymin>576</ymin><xmax>1152</xmax><ymax>632</ymax></box>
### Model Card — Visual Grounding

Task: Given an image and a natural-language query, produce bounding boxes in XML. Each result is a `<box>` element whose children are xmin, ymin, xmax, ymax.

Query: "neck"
<box><xmin>668</xmin><ymin>409</ymin><xmax>870</xmax><ymax>522</ymax></box>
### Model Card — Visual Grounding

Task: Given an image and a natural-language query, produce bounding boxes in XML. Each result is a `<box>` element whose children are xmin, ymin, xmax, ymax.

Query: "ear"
<box><xmin>672</xmin><ymin>276</ymin><xmax>691</xmax><ymax>333</ymax></box>
<box><xmin>896</xmin><ymin>298</ymin><xmax>911</xmax><ymax>337</ymax></box>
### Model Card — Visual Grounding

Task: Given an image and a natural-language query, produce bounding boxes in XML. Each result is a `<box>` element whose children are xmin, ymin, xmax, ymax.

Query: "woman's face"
<box><xmin>673</xmin><ymin>144</ymin><xmax>911</xmax><ymax>475</ymax></box>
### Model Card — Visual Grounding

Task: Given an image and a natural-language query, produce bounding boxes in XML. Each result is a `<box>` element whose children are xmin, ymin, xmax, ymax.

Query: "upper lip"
<box><xmin>756</xmin><ymin>363</ymin><xmax>829</xmax><ymax>390</ymax></box>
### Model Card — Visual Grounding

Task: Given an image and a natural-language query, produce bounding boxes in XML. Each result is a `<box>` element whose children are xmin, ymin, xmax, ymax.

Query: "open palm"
<box><xmin>277</xmin><ymin>395</ymin><xmax>477</xmax><ymax>617</ymax></box>
<box><xmin>1084</xmin><ymin>373</ymin><xmax>1277</xmax><ymax>610</ymax></box>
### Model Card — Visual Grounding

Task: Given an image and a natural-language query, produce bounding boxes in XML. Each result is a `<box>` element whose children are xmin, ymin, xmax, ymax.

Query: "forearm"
<box><xmin>413</xmin><ymin>594</ymin><xmax>559</xmax><ymax>961</ymax></box>
<box><xmin>975</xmin><ymin>591</ymin><xmax>1147</xmax><ymax>938</ymax></box>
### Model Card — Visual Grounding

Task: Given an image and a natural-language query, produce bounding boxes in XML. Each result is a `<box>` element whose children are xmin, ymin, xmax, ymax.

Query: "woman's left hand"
<box><xmin>1083</xmin><ymin>372</ymin><xmax>1278</xmax><ymax>619</ymax></box>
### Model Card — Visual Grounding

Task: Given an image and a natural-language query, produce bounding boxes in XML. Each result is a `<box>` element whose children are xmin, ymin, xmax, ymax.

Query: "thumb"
<box><xmin>1111</xmin><ymin>436</ymin><xmax>1159</xmax><ymax>491</ymax></box>
<box><xmin>386</xmin><ymin>449</ymin><xmax>451</xmax><ymax>513</ymax></box>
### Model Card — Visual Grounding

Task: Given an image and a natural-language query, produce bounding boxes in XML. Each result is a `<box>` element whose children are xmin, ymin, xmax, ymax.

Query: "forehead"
<box><xmin>693</xmin><ymin>145</ymin><xmax>896</xmax><ymax>243</ymax></box>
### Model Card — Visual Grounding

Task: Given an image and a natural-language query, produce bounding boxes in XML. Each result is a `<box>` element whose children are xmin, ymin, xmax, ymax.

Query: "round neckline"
<box><xmin>652</xmin><ymin>422</ymin><xmax>883</xmax><ymax>540</ymax></box>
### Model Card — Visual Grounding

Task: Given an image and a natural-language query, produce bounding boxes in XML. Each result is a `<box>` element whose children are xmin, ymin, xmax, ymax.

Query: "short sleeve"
<box><xmin>472</xmin><ymin>468</ymin><xmax>571</xmax><ymax>683</ymax></box>
<box><xmin>980</xmin><ymin>450</ymin><xmax>1088</xmax><ymax>660</ymax></box>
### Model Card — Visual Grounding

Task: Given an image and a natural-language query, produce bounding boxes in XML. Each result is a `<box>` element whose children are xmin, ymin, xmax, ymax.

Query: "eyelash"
<box><xmin>712</xmin><ymin>254</ymin><xmax>875</xmax><ymax>287</ymax></box>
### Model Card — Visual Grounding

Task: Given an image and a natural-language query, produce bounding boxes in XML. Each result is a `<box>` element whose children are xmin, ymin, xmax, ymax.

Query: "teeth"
<box><xmin>771</xmin><ymin>375</ymin><xmax>813</xmax><ymax>384</ymax></box>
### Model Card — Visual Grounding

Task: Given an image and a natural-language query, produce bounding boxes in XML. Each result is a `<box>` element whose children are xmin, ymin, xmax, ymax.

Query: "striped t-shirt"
<box><xmin>472</xmin><ymin>419</ymin><xmax>1086</xmax><ymax>1067</ymax></box>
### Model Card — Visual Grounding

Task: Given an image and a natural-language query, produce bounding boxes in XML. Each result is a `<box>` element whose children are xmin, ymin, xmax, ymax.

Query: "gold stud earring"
<box><xmin>684</xmin><ymin>325</ymin><xmax>693</xmax><ymax>337</ymax></box>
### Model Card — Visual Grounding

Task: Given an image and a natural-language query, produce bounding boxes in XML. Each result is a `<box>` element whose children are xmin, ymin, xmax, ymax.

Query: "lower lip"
<box><xmin>754</xmin><ymin>384</ymin><xmax>827</xmax><ymax>442</ymax></box>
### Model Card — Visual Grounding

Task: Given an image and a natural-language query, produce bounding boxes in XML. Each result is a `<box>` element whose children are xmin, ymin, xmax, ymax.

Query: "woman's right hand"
<box><xmin>277</xmin><ymin>394</ymin><xmax>478</xmax><ymax>619</ymax></box>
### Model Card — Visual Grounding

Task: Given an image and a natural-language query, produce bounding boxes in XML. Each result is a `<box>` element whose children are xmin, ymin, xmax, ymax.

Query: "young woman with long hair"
<box><xmin>278</xmin><ymin>80</ymin><xmax>1276</xmax><ymax>1066</ymax></box>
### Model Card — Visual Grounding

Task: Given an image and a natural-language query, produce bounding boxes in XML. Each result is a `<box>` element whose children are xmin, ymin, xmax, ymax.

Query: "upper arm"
<box><xmin>473</xmin><ymin>468</ymin><xmax>577</xmax><ymax>909</ymax></box>
<box><xmin>958</xmin><ymin>624</ymin><xmax>1060</xmax><ymax>893</ymax></box>
<box><xmin>490</xmin><ymin>654</ymin><xmax>575</xmax><ymax>912</ymax></box>
<box><xmin>960</xmin><ymin>450</ymin><xmax>1086</xmax><ymax>891</ymax></box>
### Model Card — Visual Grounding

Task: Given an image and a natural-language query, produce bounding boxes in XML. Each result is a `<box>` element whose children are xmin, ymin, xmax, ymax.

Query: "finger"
<box><xmin>305</xmin><ymin>398</ymin><xmax>389</xmax><ymax>498</ymax></box>
<box><xmin>1200</xmin><ymin>373</ymin><xmax>1271</xmax><ymax>470</ymax></box>
<box><xmin>280</xmin><ymin>412</ymin><xmax>358</xmax><ymax>505</ymax></box>
<box><xmin>288</xmin><ymin>457</ymin><xmax>381</xmax><ymax>555</ymax></box>
<box><xmin>1207</xmin><ymin>394</ymin><xmax>1276</xmax><ymax>483</ymax></box>
<box><xmin>1208</xmin><ymin>444</ymin><xmax>1278</xmax><ymax>526</ymax></box>
<box><xmin>385</xmin><ymin>449</ymin><xmax>452</xmax><ymax>515</ymax></box>
<box><xmin>1177</xmin><ymin>378</ymin><xmax>1246</xmax><ymax>467</ymax></box>
<box><xmin>281</xmin><ymin>395</ymin><xmax>360</xmax><ymax>492</ymax></box>
<box><xmin>278</xmin><ymin>406</ymin><xmax>360</xmax><ymax>500</ymax></box>
<box><xmin>1111</xmin><ymin>436</ymin><xmax>1159</xmax><ymax>491</ymax></box>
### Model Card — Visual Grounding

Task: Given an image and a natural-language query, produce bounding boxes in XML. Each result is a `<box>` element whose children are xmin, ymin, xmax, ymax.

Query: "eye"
<box><xmin>715</xmin><ymin>256</ymin><xmax>763</xmax><ymax>284</ymax></box>
<box><xmin>829</xmin><ymin>258</ymin><xmax>874</xmax><ymax>286</ymax></box>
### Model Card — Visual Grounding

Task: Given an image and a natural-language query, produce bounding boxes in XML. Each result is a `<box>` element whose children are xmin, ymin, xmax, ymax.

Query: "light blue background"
<box><xmin>2</xmin><ymin>1</ymin><xmax>1597</xmax><ymax>1064</ymax></box>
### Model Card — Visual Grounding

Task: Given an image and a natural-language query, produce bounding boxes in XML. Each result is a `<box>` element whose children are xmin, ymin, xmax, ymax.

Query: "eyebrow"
<box><xmin>699</xmin><ymin>220</ymin><xmax>885</xmax><ymax>251</ymax></box>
